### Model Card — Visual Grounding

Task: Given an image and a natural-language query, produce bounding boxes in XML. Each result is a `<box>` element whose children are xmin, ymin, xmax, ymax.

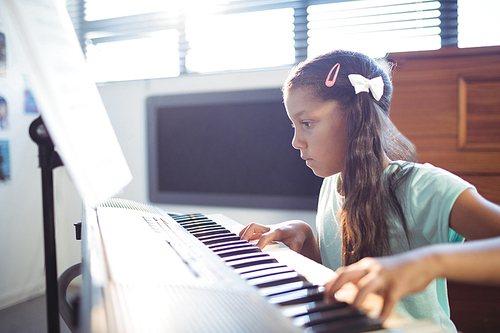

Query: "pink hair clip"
<box><xmin>325</xmin><ymin>63</ymin><xmax>341</xmax><ymax>87</ymax></box>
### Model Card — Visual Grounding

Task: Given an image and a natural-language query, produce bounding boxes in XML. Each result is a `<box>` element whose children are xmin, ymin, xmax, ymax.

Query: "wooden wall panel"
<box><xmin>447</xmin><ymin>281</ymin><xmax>500</xmax><ymax>333</ymax></box>
<box><xmin>388</xmin><ymin>46</ymin><xmax>500</xmax><ymax>333</ymax></box>
<box><xmin>389</xmin><ymin>46</ymin><xmax>500</xmax><ymax>200</ymax></box>
<box><xmin>458</xmin><ymin>77</ymin><xmax>500</xmax><ymax>150</ymax></box>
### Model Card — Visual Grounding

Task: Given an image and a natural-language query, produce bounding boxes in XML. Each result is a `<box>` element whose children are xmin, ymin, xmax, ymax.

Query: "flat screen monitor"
<box><xmin>147</xmin><ymin>88</ymin><xmax>323</xmax><ymax>210</ymax></box>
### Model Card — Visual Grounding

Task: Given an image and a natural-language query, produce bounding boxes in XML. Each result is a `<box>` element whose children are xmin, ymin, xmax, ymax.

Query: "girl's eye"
<box><xmin>291</xmin><ymin>121</ymin><xmax>313</xmax><ymax>129</ymax></box>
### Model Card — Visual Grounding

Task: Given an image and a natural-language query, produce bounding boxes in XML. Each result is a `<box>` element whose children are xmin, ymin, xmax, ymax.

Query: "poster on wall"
<box><xmin>0</xmin><ymin>29</ymin><xmax>7</xmax><ymax>130</ymax></box>
<box><xmin>0</xmin><ymin>31</ymin><xmax>5</xmax><ymax>77</ymax></box>
<box><xmin>0</xmin><ymin>94</ymin><xmax>7</xmax><ymax>130</ymax></box>
<box><xmin>0</xmin><ymin>140</ymin><xmax>10</xmax><ymax>182</ymax></box>
<box><xmin>24</xmin><ymin>76</ymin><xmax>39</xmax><ymax>114</ymax></box>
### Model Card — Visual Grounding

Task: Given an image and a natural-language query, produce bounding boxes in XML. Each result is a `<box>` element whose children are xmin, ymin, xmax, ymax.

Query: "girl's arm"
<box><xmin>449</xmin><ymin>188</ymin><xmax>500</xmax><ymax>240</ymax></box>
<box><xmin>323</xmin><ymin>237</ymin><xmax>500</xmax><ymax>322</ymax></box>
<box><xmin>239</xmin><ymin>220</ymin><xmax>322</xmax><ymax>263</ymax></box>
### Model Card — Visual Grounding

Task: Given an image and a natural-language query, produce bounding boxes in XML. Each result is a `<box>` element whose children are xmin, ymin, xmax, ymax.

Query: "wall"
<box><xmin>0</xmin><ymin>4</ymin><xmax>82</xmax><ymax>310</ymax></box>
<box><xmin>98</xmin><ymin>68</ymin><xmax>318</xmax><ymax>228</ymax></box>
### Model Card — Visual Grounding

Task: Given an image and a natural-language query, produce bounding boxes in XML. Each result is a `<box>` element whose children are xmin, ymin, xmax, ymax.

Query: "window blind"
<box><xmin>308</xmin><ymin>0</ymin><xmax>443</xmax><ymax>58</ymax></box>
<box><xmin>64</xmin><ymin>0</ymin><xmax>500</xmax><ymax>83</ymax></box>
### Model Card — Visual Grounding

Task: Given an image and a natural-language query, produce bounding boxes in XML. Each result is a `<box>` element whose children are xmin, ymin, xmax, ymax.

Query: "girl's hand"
<box><xmin>239</xmin><ymin>220</ymin><xmax>321</xmax><ymax>262</ymax></box>
<box><xmin>323</xmin><ymin>252</ymin><xmax>435</xmax><ymax>322</ymax></box>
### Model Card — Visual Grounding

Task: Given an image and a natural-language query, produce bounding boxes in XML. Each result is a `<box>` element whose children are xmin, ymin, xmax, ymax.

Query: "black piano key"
<box><xmin>179</xmin><ymin>217</ymin><xmax>213</xmax><ymax>223</ymax></box>
<box><xmin>208</xmin><ymin>240</ymin><xmax>249</xmax><ymax>250</ymax></box>
<box><xmin>267</xmin><ymin>286</ymin><xmax>325</xmax><ymax>306</ymax></box>
<box><xmin>177</xmin><ymin>215</ymin><xmax>211</xmax><ymax>221</ymax></box>
<box><xmin>201</xmin><ymin>235</ymin><xmax>242</xmax><ymax>246</ymax></box>
<box><xmin>184</xmin><ymin>225</ymin><xmax>222</xmax><ymax>232</ymax></box>
<box><xmin>292</xmin><ymin>306</ymin><xmax>365</xmax><ymax>327</ymax></box>
<box><xmin>184</xmin><ymin>226</ymin><xmax>221</xmax><ymax>233</ymax></box>
<box><xmin>247</xmin><ymin>271</ymin><xmax>307</xmax><ymax>288</ymax></box>
<box><xmin>191</xmin><ymin>229</ymin><xmax>231</xmax><ymax>238</ymax></box>
<box><xmin>281</xmin><ymin>300</ymin><xmax>349</xmax><ymax>318</ymax></box>
<box><xmin>304</xmin><ymin>316</ymin><xmax>383</xmax><ymax>333</ymax></box>
<box><xmin>240</xmin><ymin>266</ymin><xmax>294</xmax><ymax>280</ymax></box>
<box><xmin>181</xmin><ymin>222</ymin><xmax>218</xmax><ymax>229</ymax></box>
<box><xmin>215</xmin><ymin>246</ymin><xmax>260</xmax><ymax>258</ymax></box>
<box><xmin>223</xmin><ymin>252</ymin><xmax>270</xmax><ymax>263</ymax></box>
<box><xmin>258</xmin><ymin>281</ymin><xmax>316</xmax><ymax>297</ymax></box>
<box><xmin>176</xmin><ymin>217</ymin><xmax>210</xmax><ymax>224</ymax></box>
<box><xmin>170</xmin><ymin>214</ymin><xmax>205</xmax><ymax>222</ymax></box>
<box><xmin>227</xmin><ymin>256</ymin><xmax>278</xmax><ymax>269</ymax></box>
<box><xmin>184</xmin><ymin>226</ymin><xmax>221</xmax><ymax>234</ymax></box>
<box><xmin>197</xmin><ymin>233</ymin><xmax>238</xmax><ymax>242</ymax></box>
<box><xmin>233</xmin><ymin>262</ymin><xmax>288</xmax><ymax>275</ymax></box>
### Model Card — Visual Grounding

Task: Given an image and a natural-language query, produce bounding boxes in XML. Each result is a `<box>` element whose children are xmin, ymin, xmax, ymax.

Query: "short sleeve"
<box><xmin>405</xmin><ymin>163</ymin><xmax>476</xmax><ymax>244</ymax></box>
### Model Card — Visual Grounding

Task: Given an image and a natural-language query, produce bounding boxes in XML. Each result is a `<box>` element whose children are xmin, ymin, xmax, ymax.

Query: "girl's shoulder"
<box><xmin>389</xmin><ymin>161</ymin><xmax>473</xmax><ymax>187</ymax></box>
<box><xmin>387</xmin><ymin>160</ymin><xmax>475</xmax><ymax>205</ymax></box>
<box><xmin>386</xmin><ymin>160</ymin><xmax>467</xmax><ymax>185</ymax></box>
<box><xmin>388</xmin><ymin>161</ymin><xmax>475</xmax><ymax>245</ymax></box>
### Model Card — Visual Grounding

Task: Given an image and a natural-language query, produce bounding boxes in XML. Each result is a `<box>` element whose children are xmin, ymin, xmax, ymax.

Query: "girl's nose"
<box><xmin>292</xmin><ymin>131</ymin><xmax>305</xmax><ymax>150</ymax></box>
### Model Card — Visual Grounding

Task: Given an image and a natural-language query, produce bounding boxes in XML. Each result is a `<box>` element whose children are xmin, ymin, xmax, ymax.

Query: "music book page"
<box><xmin>4</xmin><ymin>0</ymin><xmax>132</xmax><ymax>206</ymax></box>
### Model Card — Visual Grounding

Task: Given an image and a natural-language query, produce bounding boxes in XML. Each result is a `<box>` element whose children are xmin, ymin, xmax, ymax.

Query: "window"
<box><xmin>458</xmin><ymin>0</ymin><xmax>500</xmax><ymax>48</ymax></box>
<box><xmin>185</xmin><ymin>8</ymin><xmax>295</xmax><ymax>73</ymax></box>
<box><xmin>307</xmin><ymin>0</ymin><xmax>442</xmax><ymax>58</ymax></box>
<box><xmin>85</xmin><ymin>30</ymin><xmax>180</xmax><ymax>82</ymax></box>
<box><xmin>84</xmin><ymin>0</ymin><xmax>176</xmax><ymax>20</ymax></box>
<box><xmin>66</xmin><ymin>0</ymin><xmax>499</xmax><ymax>83</ymax></box>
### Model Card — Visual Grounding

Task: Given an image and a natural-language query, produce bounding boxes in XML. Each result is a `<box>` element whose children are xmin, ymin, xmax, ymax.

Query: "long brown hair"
<box><xmin>283</xmin><ymin>50</ymin><xmax>417</xmax><ymax>265</ymax></box>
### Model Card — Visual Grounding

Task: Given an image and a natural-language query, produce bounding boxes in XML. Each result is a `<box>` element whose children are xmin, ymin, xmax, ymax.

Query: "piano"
<box><xmin>78</xmin><ymin>198</ymin><xmax>446</xmax><ymax>333</ymax></box>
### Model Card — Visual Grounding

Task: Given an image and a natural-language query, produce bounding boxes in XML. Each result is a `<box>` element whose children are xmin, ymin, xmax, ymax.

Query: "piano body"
<box><xmin>78</xmin><ymin>199</ymin><xmax>445</xmax><ymax>333</ymax></box>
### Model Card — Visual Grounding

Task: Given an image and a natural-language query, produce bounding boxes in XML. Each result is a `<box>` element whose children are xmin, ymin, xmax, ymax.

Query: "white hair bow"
<box><xmin>348</xmin><ymin>74</ymin><xmax>384</xmax><ymax>101</ymax></box>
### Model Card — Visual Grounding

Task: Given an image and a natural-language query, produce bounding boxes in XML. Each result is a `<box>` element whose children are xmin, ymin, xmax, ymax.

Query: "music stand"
<box><xmin>29</xmin><ymin>116</ymin><xmax>63</xmax><ymax>333</ymax></box>
<box><xmin>5</xmin><ymin>1</ymin><xmax>132</xmax><ymax>331</ymax></box>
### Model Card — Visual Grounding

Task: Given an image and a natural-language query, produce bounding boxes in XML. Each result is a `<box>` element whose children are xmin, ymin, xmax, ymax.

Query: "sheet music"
<box><xmin>4</xmin><ymin>0</ymin><xmax>132</xmax><ymax>206</ymax></box>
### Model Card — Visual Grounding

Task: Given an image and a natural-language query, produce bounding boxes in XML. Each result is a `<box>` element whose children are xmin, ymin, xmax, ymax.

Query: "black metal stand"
<box><xmin>29</xmin><ymin>116</ymin><xmax>63</xmax><ymax>333</ymax></box>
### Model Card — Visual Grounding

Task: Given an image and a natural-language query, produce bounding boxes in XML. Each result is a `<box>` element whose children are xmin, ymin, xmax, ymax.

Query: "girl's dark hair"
<box><xmin>283</xmin><ymin>50</ymin><xmax>417</xmax><ymax>265</ymax></box>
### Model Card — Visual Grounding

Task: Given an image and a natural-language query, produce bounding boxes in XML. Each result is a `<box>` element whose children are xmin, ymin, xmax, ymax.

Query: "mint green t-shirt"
<box><xmin>315</xmin><ymin>161</ymin><xmax>475</xmax><ymax>333</ymax></box>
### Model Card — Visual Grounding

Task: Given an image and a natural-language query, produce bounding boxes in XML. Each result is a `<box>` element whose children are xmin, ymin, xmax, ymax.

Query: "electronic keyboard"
<box><xmin>79</xmin><ymin>199</ymin><xmax>445</xmax><ymax>333</ymax></box>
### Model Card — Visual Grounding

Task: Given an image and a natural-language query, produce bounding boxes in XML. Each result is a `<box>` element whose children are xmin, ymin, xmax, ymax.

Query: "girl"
<box><xmin>239</xmin><ymin>50</ymin><xmax>500</xmax><ymax>332</ymax></box>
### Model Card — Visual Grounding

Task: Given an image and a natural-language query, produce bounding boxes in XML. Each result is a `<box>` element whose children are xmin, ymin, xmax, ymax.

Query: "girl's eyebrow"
<box><xmin>293</xmin><ymin>110</ymin><xmax>309</xmax><ymax>118</ymax></box>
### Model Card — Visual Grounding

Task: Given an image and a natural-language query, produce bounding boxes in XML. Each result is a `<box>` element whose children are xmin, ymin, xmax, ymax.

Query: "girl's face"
<box><xmin>284</xmin><ymin>87</ymin><xmax>348</xmax><ymax>178</ymax></box>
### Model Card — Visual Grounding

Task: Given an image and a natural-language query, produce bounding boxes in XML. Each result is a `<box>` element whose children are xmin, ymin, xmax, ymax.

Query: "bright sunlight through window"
<box><xmin>80</xmin><ymin>0</ymin><xmax>500</xmax><ymax>82</ymax></box>
<box><xmin>307</xmin><ymin>0</ymin><xmax>442</xmax><ymax>59</ymax></box>
<box><xmin>185</xmin><ymin>9</ymin><xmax>295</xmax><ymax>73</ymax></box>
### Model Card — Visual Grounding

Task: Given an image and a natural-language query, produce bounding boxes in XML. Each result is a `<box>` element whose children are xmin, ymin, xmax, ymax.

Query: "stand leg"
<box><xmin>30</xmin><ymin>117</ymin><xmax>63</xmax><ymax>333</ymax></box>
<box><xmin>41</xmin><ymin>165</ymin><xmax>60</xmax><ymax>333</ymax></box>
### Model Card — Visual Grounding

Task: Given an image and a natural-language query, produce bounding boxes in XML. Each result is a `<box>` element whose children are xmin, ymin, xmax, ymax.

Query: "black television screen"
<box><xmin>147</xmin><ymin>88</ymin><xmax>323</xmax><ymax>210</ymax></box>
